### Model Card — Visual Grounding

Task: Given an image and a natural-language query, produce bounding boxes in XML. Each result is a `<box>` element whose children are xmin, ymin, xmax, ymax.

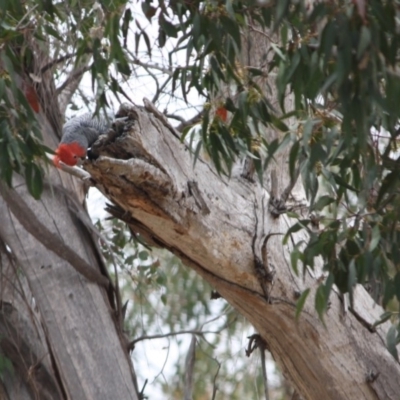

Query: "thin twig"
<box><xmin>152</xmin><ymin>74</ymin><xmax>172</xmax><ymax>104</ymax></box>
<box><xmin>127</xmin><ymin>50</ymin><xmax>174</xmax><ymax>75</ymax></box>
<box><xmin>183</xmin><ymin>335</ymin><xmax>196</xmax><ymax>400</ymax></box>
<box><xmin>259</xmin><ymin>341</ymin><xmax>269</xmax><ymax>400</ymax></box>
<box><xmin>246</xmin><ymin>334</ymin><xmax>270</xmax><ymax>400</ymax></box>
<box><xmin>110</xmin><ymin>75</ymin><xmax>137</xmax><ymax>105</ymax></box>
<box><xmin>15</xmin><ymin>4</ymin><xmax>38</xmax><ymax>30</ymax></box>
<box><xmin>175</xmin><ymin>110</ymin><xmax>204</xmax><ymax>132</ymax></box>
<box><xmin>280</xmin><ymin>165</ymin><xmax>301</xmax><ymax>204</ymax></box>
<box><xmin>248</xmin><ymin>23</ymin><xmax>278</xmax><ymax>44</ymax></box>
<box><xmin>41</xmin><ymin>49</ymin><xmax>91</xmax><ymax>74</ymax></box>
<box><xmin>56</xmin><ymin>64</ymin><xmax>92</xmax><ymax>94</ymax></box>
<box><xmin>211</xmin><ymin>360</ymin><xmax>221</xmax><ymax>400</ymax></box>
<box><xmin>165</xmin><ymin>113</ymin><xmax>185</xmax><ymax>123</ymax></box>
<box><xmin>129</xmin><ymin>329</ymin><xmax>219</xmax><ymax>348</ymax></box>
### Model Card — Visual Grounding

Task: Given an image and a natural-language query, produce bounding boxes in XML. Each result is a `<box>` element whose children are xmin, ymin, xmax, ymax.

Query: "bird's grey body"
<box><xmin>61</xmin><ymin>113</ymin><xmax>112</xmax><ymax>148</ymax></box>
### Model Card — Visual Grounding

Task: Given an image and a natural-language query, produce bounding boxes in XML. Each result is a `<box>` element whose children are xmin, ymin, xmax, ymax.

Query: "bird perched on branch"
<box><xmin>53</xmin><ymin>113</ymin><xmax>112</xmax><ymax>168</ymax></box>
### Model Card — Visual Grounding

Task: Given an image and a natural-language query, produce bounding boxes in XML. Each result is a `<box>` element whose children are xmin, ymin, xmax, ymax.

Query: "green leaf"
<box><xmin>275</xmin><ymin>0</ymin><xmax>289</xmax><ymax>27</ymax></box>
<box><xmin>357</xmin><ymin>26</ymin><xmax>371</xmax><ymax>59</ymax></box>
<box><xmin>302</xmin><ymin>119</ymin><xmax>314</xmax><ymax>150</ymax></box>
<box><xmin>219</xmin><ymin>124</ymin><xmax>237</xmax><ymax>155</ymax></box>
<box><xmin>141</xmin><ymin>29</ymin><xmax>151</xmax><ymax>56</ymax></box>
<box><xmin>237</xmin><ymin>91</ymin><xmax>248</xmax><ymax>122</ymax></box>
<box><xmin>312</xmin><ymin>195</ymin><xmax>335</xmax><ymax>212</ymax></box>
<box><xmin>319</xmin><ymin>72</ymin><xmax>338</xmax><ymax>95</ymax></box>
<box><xmin>288</xmin><ymin>140</ymin><xmax>300</xmax><ymax>181</ymax></box>
<box><xmin>283</xmin><ymin>220</ymin><xmax>310</xmax><ymax>244</ymax></box>
<box><xmin>295</xmin><ymin>288</ymin><xmax>310</xmax><ymax>320</ymax></box>
<box><xmin>386</xmin><ymin>325</ymin><xmax>399</xmax><ymax>361</ymax></box>
<box><xmin>121</xmin><ymin>8</ymin><xmax>132</xmax><ymax>47</ymax></box>
<box><xmin>332</xmin><ymin>173</ymin><xmax>358</xmax><ymax>192</ymax></box>
<box><xmin>220</xmin><ymin>15</ymin><xmax>241</xmax><ymax>50</ymax></box>
<box><xmin>171</xmin><ymin>67</ymin><xmax>180</xmax><ymax>94</ymax></box>
<box><xmin>134</xmin><ymin>32</ymin><xmax>141</xmax><ymax>55</ymax></box>
<box><xmin>141</xmin><ymin>2</ymin><xmax>156</xmax><ymax>20</ymax></box>
<box><xmin>369</xmin><ymin>225</ymin><xmax>380</xmax><ymax>252</ymax></box>
<box><xmin>270</xmin><ymin>43</ymin><xmax>286</xmax><ymax>61</ymax></box>
<box><xmin>373</xmin><ymin>312</ymin><xmax>393</xmax><ymax>328</ymax></box>
<box><xmin>347</xmin><ymin>260</ymin><xmax>356</xmax><ymax>306</ymax></box>
<box><xmin>290</xmin><ymin>246</ymin><xmax>302</xmax><ymax>276</ymax></box>
<box><xmin>309</xmin><ymin>143</ymin><xmax>326</xmax><ymax>169</ymax></box>
<box><xmin>138</xmin><ymin>250</ymin><xmax>149</xmax><ymax>261</ymax></box>
<box><xmin>270</xmin><ymin>114</ymin><xmax>289</xmax><ymax>132</ymax></box>
<box><xmin>158</xmin><ymin>28</ymin><xmax>166</xmax><ymax>47</ymax></box>
<box><xmin>247</xmin><ymin>67</ymin><xmax>264</xmax><ymax>77</ymax></box>
<box><xmin>192</xmin><ymin>12</ymin><xmax>201</xmax><ymax>44</ymax></box>
<box><xmin>31</xmin><ymin>164</ymin><xmax>43</xmax><ymax>199</ymax></box>
<box><xmin>320</xmin><ymin>19</ymin><xmax>336</xmax><ymax>68</ymax></box>
<box><xmin>124</xmin><ymin>255</ymin><xmax>135</xmax><ymax>265</ymax></box>
<box><xmin>315</xmin><ymin>285</ymin><xmax>327</xmax><ymax>322</ymax></box>
<box><xmin>192</xmin><ymin>140</ymin><xmax>203</xmax><ymax>169</ymax></box>
<box><xmin>159</xmin><ymin>16</ymin><xmax>178</xmax><ymax>38</ymax></box>
<box><xmin>225</xmin><ymin>0</ymin><xmax>235</xmax><ymax>19</ymax></box>
<box><xmin>376</xmin><ymin>170</ymin><xmax>398</xmax><ymax>205</ymax></box>
<box><xmin>394</xmin><ymin>272</ymin><xmax>400</xmax><ymax>303</ymax></box>
<box><xmin>209</xmin><ymin>56</ymin><xmax>225</xmax><ymax>82</ymax></box>
<box><xmin>43</xmin><ymin>24</ymin><xmax>62</xmax><ymax>41</ymax></box>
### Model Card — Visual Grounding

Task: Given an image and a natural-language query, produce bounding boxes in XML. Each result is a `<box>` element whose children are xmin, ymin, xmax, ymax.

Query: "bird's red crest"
<box><xmin>53</xmin><ymin>142</ymin><xmax>86</xmax><ymax>168</ymax></box>
<box><xmin>216</xmin><ymin>106</ymin><xmax>228</xmax><ymax>122</ymax></box>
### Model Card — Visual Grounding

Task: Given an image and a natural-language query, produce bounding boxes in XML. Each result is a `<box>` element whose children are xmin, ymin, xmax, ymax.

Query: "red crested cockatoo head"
<box><xmin>53</xmin><ymin>142</ymin><xmax>87</xmax><ymax>168</ymax></box>
<box><xmin>53</xmin><ymin>113</ymin><xmax>112</xmax><ymax>168</ymax></box>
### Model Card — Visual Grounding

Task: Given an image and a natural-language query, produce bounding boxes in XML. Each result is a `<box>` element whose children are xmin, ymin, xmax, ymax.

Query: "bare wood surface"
<box><xmin>84</xmin><ymin>104</ymin><xmax>400</xmax><ymax>400</ymax></box>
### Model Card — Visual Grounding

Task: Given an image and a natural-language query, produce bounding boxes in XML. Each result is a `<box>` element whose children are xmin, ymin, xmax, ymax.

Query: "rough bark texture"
<box><xmin>0</xmin><ymin>174</ymin><xmax>138</xmax><ymax>400</ymax></box>
<box><xmin>83</xmin><ymin>103</ymin><xmax>400</xmax><ymax>400</ymax></box>
<box><xmin>0</xmin><ymin>242</ymin><xmax>62</xmax><ymax>400</ymax></box>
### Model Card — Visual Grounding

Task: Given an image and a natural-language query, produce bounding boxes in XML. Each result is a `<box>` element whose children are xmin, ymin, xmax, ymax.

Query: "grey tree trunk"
<box><xmin>83</xmin><ymin>102</ymin><xmax>400</xmax><ymax>400</ymax></box>
<box><xmin>0</xmin><ymin>74</ymin><xmax>139</xmax><ymax>399</ymax></box>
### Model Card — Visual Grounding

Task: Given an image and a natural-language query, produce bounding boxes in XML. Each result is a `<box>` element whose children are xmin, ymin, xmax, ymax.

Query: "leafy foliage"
<box><xmin>0</xmin><ymin>0</ymin><xmax>131</xmax><ymax>196</ymax></box>
<box><xmin>137</xmin><ymin>0</ymin><xmax>400</xmax><ymax>348</ymax></box>
<box><xmin>271</xmin><ymin>2</ymin><xmax>400</xmax><ymax>342</ymax></box>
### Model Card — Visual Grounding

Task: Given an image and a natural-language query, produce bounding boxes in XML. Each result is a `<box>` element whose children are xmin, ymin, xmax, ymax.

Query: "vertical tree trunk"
<box><xmin>0</xmin><ymin>241</ymin><xmax>63</xmax><ymax>400</ymax></box>
<box><xmin>0</xmin><ymin>70</ymin><xmax>139</xmax><ymax>398</ymax></box>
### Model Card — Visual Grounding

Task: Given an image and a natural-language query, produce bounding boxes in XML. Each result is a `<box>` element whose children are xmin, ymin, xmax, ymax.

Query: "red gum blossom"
<box><xmin>216</xmin><ymin>106</ymin><xmax>228</xmax><ymax>122</ymax></box>
<box><xmin>53</xmin><ymin>142</ymin><xmax>87</xmax><ymax>168</ymax></box>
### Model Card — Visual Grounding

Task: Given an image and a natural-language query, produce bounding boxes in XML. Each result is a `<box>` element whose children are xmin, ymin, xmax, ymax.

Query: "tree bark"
<box><xmin>84</xmin><ymin>103</ymin><xmax>400</xmax><ymax>400</ymax></box>
<box><xmin>0</xmin><ymin>173</ymin><xmax>138</xmax><ymax>399</ymax></box>
<box><xmin>0</xmin><ymin>81</ymin><xmax>139</xmax><ymax>399</ymax></box>
<box><xmin>0</xmin><ymin>240</ymin><xmax>63</xmax><ymax>400</ymax></box>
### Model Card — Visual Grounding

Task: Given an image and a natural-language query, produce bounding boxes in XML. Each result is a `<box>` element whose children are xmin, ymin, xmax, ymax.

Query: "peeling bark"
<box><xmin>84</xmin><ymin>104</ymin><xmax>400</xmax><ymax>400</ymax></box>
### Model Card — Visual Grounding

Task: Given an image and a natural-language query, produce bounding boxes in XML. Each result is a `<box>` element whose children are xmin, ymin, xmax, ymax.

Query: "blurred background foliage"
<box><xmin>95</xmin><ymin>217</ymin><xmax>290</xmax><ymax>398</ymax></box>
<box><xmin>2</xmin><ymin>0</ymin><xmax>400</xmax><ymax>396</ymax></box>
